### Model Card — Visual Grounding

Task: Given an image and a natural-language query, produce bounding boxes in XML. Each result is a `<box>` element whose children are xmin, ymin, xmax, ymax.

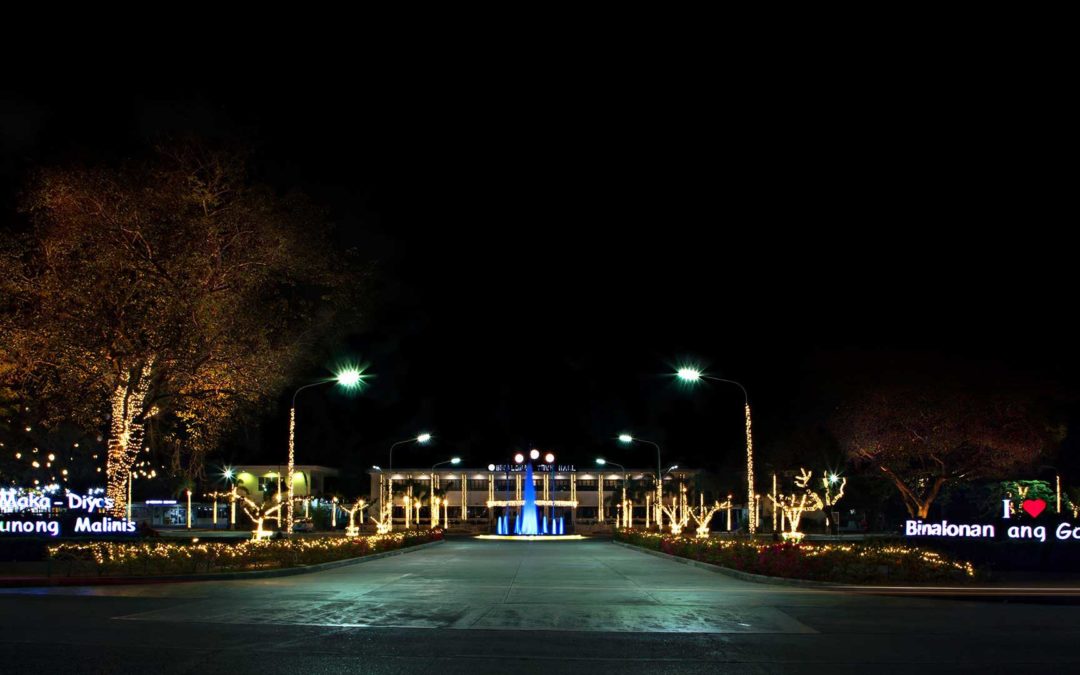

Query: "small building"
<box><xmin>231</xmin><ymin>465</ymin><xmax>339</xmax><ymax>505</ymax></box>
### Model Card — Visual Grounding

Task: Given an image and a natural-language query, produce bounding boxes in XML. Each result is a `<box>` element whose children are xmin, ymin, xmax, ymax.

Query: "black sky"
<box><xmin>2</xmin><ymin>66</ymin><xmax>1074</xmax><ymax>486</ymax></box>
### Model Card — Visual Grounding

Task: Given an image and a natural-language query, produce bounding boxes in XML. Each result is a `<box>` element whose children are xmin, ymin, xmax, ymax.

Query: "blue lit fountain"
<box><xmin>486</xmin><ymin>451</ymin><xmax>575</xmax><ymax>539</ymax></box>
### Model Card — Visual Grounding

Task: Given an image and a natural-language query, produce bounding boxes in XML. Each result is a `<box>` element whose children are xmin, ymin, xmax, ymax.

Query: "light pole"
<box><xmin>618</xmin><ymin>434</ymin><xmax>663</xmax><ymax>529</ymax></box>
<box><xmin>597</xmin><ymin>458</ymin><xmax>629</xmax><ymax>528</ymax></box>
<box><xmin>430</xmin><ymin>457</ymin><xmax>461</xmax><ymax>529</ymax></box>
<box><xmin>389</xmin><ymin>433</ymin><xmax>432</xmax><ymax>472</ymax></box>
<box><xmin>677</xmin><ymin>368</ymin><xmax>758</xmax><ymax>535</ymax></box>
<box><xmin>542</xmin><ymin>452</ymin><xmax>555</xmax><ymax>531</ymax></box>
<box><xmin>287</xmin><ymin>367</ymin><xmax>366</xmax><ymax>533</ymax></box>
<box><xmin>382</xmin><ymin>434</ymin><xmax>432</xmax><ymax>531</ymax></box>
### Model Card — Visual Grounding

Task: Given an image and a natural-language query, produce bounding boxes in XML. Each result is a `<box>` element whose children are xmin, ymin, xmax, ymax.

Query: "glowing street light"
<box><xmin>529</xmin><ymin>449</ymin><xmax>540</xmax><ymax>460</ymax></box>
<box><xmin>388</xmin><ymin>433</ymin><xmax>433</xmax><ymax>472</ymax></box>
<box><xmin>544</xmin><ymin>452</ymin><xmax>555</xmax><ymax>464</ymax></box>
<box><xmin>677</xmin><ymin>368</ymin><xmax>702</xmax><ymax>382</ymax></box>
<box><xmin>429</xmin><ymin>457</ymin><xmax>461</xmax><ymax>529</ymax></box>
<box><xmin>287</xmin><ymin>365</ymin><xmax>368</xmax><ymax>532</ymax></box>
<box><xmin>619</xmin><ymin>434</ymin><xmax>664</xmax><ymax>531</ymax></box>
<box><xmin>676</xmin><ymin>366</ymin><xmax>758</xmax><ymax>535</ymax></box>
<box><xmin>597</xmin><ymin>458</ymin><xmax>630</xmax><ymax>528</ymax></box>
<box><xmin>514</xmin><ymin>453</ymin><xmax>525</xmax><ymax>463</ymax></box>
<box><xmin>379</xmin><ymin>433</ymin><xmax>433</xmax><ymax>533</ymax></box>
<box><xmin>618</xmin><ymin>434</ymin><xmax>662</xmax><ymax>486</ymax></box>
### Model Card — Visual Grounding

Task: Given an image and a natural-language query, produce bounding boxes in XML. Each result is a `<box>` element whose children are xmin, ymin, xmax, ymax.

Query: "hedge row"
<box><xmin>615</xmin><ymin>529</ymin><xmax>978</xmax><ymax>583</ymax></box>
<box><xmin>47</xmin><ymin>529</ymin><xmax>442</xmax><ymax>577</ymax></box>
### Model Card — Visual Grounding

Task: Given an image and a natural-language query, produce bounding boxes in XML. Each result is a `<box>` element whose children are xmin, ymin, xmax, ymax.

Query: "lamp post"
<box><xmin>618</xmin><ymin>434</ymin><xmax>662</xmax><ymax>529</ymax></box>
<box><xmin>287</xmin><ymin>367</ymin><xmax>365</xmax><ymax>533</ymax></box>
<box><xmin>596</xmin><ymin>458</ymin><xmax>628</xmax><ymax>528</ymax></box>
<box><xmin>541</xmin><ymin>451</ymin><xmax>556</xmax><ymax>531</ymax></box>
<box><xmin>677</xmin><ymin>368</ymin><xmax>758</xmax><ymax>535</ymax></box>
<box><xmin>431</xmin><ymin>457</ymin><xmax>461</xmax><ymax>529</ymax></box>
<box><xmin>380</xmin><ymin>434</ymin><xmax>432</xmax><ymax>531</ymax></box>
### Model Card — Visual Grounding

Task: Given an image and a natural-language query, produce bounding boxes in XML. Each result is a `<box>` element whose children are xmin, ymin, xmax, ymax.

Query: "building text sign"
<box><xmin>0</xmin><ymin>488</ymin><xmax>136</xmax><ymax>537</ymax></box>
<box><xmin>905</xmin><ymin>498</ymin><xmax>1080</xmax><ymax>543</ymax></box>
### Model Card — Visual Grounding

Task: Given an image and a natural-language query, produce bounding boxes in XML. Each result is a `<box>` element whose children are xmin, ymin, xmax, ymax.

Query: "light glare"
<box><xmin>336</xmin><ymin>368</ymin><xmax>363</xmax><ymax>388</ymax></box>
<box><xmin>618</xmin><ymin>434</ymin><xmax>633</xmax><ymax>443</ymax></box>
<box><xmin>417</xmin><ymin>433</ymin><xmax>432</xmax><ymax>443</ymax></box>
<box><xmin>677</xmin><ymin>367</ymin><xmax>702</xmax><ymax>381</ymax></box>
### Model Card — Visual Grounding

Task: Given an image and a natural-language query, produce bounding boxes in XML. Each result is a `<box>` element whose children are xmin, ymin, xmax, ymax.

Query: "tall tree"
<box><xmin>831</xmin><ymin>385</ymin><xmax>1061</xmax><ymax>519</ymax></box>
<box><xmin>0</xmin><ymin>142</ymin><xmax>366</xmax><ymax>515</ymax></box>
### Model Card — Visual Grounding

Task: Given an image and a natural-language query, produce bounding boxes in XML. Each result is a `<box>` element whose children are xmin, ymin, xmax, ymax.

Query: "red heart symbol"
<box><xmin>1022</xmin><ymin>499</ymin><xmax>1046</xmax><ymax>518</ymax></box>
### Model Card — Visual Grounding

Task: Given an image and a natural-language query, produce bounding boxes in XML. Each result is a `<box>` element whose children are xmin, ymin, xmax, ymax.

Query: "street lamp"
<box><xmin>381</xmin><ymin>434</ymin><xmax>432</xmax><ymax>532</ymax></box>
<box><xmin>677</xmin><ymin>367</ymin><xmax>758</xmax><ymax>535</ymax></box>
<box><xmin>432</xmin><ymin>457</ymin><xmax>462</xmax><ymax>471</ymax></box>
<box><xmin>619</xmin><ymin>435</ymin><xmax>663</xmax><ymax>530</ymax></box>
<box><xmin>389</xmin><ymin>433</ymin><xmax>433</xmax><ymax>472</ymax></box>
<box><xmin>597</xmin><ymin>458</ymin><xmax>629</xmax><ymax>529</ymax></box>
<box><xmin>430</xmin><ymin>457</ymin><xmax>461</xmax><ymax>529</ymax></box>
<box><xmin>287</xmin><ymin>366</ymin><xmax>367</xmax><ymax>533</ymax></box>
<box><xmin>618</xmin><ymin>434</ymin><xmax>662</xmax><ymax>489</ymax></box>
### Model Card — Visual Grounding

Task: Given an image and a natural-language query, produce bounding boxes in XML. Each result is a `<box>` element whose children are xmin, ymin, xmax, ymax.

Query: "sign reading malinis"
<box><xmin>0</xmin><ymin>487</ymin><xmax>137</xmax><ymax>537</ymax></box>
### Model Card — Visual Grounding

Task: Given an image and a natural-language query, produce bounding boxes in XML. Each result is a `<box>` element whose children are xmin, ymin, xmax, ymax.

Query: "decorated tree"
<box><xmin>0</xmin><ymin>142</ymin><xmax>365</xmax><ymax>515</ymax></box>
<box><xmin>832</xmin><ymin>385</ymin><xmax>1060</xmax><ymax>519</ymax></box>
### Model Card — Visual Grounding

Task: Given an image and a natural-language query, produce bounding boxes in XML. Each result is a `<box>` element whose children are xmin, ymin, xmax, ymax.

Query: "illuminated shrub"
<box><xmin>614</xmin><ymin>529</ymin><xmax>976</xmax><ymax>582</ymax></box>
<box><xmin>48</xmin><ymin>529</ymin><xmax>442</xmax><ymax>577</ymax></box>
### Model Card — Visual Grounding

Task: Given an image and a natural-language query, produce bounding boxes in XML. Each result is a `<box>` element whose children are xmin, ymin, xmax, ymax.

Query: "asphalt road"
<box><xmin>2</xmin><ymin>538</ymin><xmax>1079</xmax><ymax>673</ymax></box>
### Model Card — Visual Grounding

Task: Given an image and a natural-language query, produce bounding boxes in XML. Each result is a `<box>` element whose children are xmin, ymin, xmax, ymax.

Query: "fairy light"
<box><xmin>46</xmin><ymin>530</ymin><xmax>442</xmax><ymax>575</ymax></box>
<box><xmin>744</xmin><ymin>402</ymin><xmax>756</xmax><ymax>535</ymax></box>
<box><xmin>614</xmin><ymin>530</ymin><xmax>977</xmax><ymax>579</ymax></box>
<box><xmin>340</xmin><ymin>498</ymin><xmax>368</xmax><ymax>536</ymax></box>
<box><xmin>107</xmin><ymin>360</ymin><xmax>155</xmax><ymax>516</ymax></box>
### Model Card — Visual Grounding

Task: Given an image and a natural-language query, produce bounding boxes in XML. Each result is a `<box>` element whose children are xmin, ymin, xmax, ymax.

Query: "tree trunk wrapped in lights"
<box><xmin>341</xmin><ymin>498</ymin><xmax>367</xmax><ymax>536</ymax></box>
<box><xmin>768</xmin><ymin>469</ymin><xmax>824</xmax><ymax>542</ymax></box>
<box><xmin>240</xmin><ymin>496</ymin><xmax>284</xmax><ymax>540</ymax></box>
<box><xmin>106</xmin><ymin>360</ymin><xmax>156</xmax><ymax>516</ymax></box>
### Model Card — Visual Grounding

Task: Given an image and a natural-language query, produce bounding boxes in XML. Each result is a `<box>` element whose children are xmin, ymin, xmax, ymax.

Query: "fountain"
<box><xmin>477</xmin><ymin>457</ymin><xmax>582</xmax><ymax>540</ymax></box>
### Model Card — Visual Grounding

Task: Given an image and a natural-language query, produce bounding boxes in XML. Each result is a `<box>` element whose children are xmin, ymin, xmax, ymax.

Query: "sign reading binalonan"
<box><xmin>905</xmin><ymin>498</ymin><xmax>1080</xmax><ymax>543</ymax></box>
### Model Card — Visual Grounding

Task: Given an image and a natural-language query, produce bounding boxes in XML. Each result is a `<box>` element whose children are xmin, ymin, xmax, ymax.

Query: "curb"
<box><xmin>610</xmin><ymin>539</ymin><xmax>845</xmax><ymax>589</ymax></box>
<box><xmin>0</xmin><ymin>538</ymin><xmax>445</xmax><ymax>588</ymax></box>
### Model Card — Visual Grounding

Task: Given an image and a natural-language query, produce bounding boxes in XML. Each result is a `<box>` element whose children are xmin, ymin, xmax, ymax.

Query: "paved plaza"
<box><xmin>3</xmin><ymin>538</ymin><xmax>1080</xmax><ymax>672</ymax></box>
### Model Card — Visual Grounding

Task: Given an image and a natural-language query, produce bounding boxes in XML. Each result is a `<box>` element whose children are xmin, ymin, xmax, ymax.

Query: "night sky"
<box><xmin>2</xmin><ymin>74</ymin><xmax>1073</xmax><ymax>488</ymax></box>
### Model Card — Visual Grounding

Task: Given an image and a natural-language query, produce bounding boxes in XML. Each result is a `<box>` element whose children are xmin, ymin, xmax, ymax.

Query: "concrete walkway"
<box><xmin>3</xmin><ymin>538</ymin><xmax>1080</xmax><ymax>672</ymax></box>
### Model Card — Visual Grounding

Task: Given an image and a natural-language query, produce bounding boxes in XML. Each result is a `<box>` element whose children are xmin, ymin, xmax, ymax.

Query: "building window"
<box><xmin>577</xmin><ymin>480</ymin><xmax>597</xmax><ymax>488</ymax></box>
<box><xmin>468</xmin><ymin>479</ymin><xmax>488</xmax><ymax>490</ymax></box>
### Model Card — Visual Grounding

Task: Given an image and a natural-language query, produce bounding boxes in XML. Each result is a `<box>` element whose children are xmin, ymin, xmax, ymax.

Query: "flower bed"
<box><xmin>47</xmin><ymin>530</ymin><xmax>442</xmax><ymax>577</ymax></box>
<box><xmin>615</xmin><ymin>530</ymin><xmax>978</xmax><ymax>583</ymax></box>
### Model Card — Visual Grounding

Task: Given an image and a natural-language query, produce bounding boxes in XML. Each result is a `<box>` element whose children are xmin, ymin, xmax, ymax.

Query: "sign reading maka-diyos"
<box><xmin>0</xmin><ymin>487</ymin><xmax>136</xmax><ymax>537</ymax></box>
<box><xmin>905</xmin><ymin>498</ymin><xmax>1080</xmax><ymax>543</ymax></box>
